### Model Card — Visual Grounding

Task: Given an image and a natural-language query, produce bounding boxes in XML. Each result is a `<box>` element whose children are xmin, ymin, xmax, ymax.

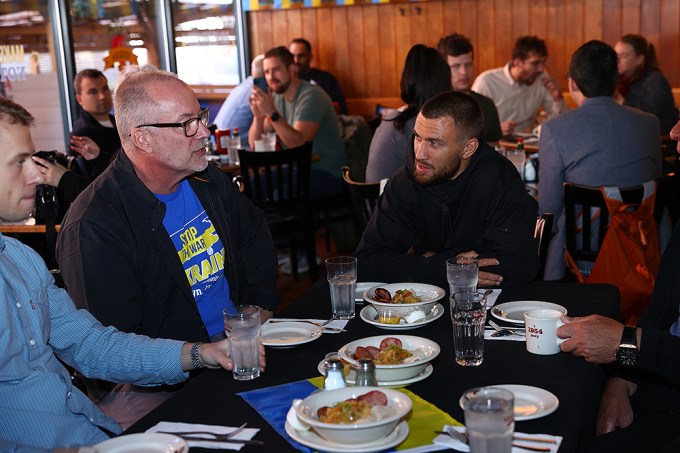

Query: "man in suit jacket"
<box><xmin>538</xmin><ymin>40</ymin><xmax>662</xmax><ymax>280</ymax></box>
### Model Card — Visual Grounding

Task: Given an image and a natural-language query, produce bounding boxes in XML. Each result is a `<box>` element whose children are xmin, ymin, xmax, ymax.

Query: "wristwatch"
<box><xmin>616</xmin><ymin>325</ymin><xmax>639</xmax><ymax>367</ymax></box>
<box><xmin>269</xmin><ymin>111</ymin><xmax>280</xmax><ymax>122</ymax></box>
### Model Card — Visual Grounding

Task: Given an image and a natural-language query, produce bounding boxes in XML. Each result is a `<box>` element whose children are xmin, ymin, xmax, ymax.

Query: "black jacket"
<box><xmin>354</xmin><ymin>141</ymin><xmax>539</xmax><ymax>289</ymax></box>
<box><xmin>56</xmin><ymin>151</ymin><xmax>279</xmax><ymax>342</ymax></box>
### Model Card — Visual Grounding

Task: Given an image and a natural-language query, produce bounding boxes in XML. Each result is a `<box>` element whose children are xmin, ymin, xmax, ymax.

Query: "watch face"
<box><xmin>616</xmin><ymin>346</ymin><xmax>639</xmax><ymax>366</ymax></box>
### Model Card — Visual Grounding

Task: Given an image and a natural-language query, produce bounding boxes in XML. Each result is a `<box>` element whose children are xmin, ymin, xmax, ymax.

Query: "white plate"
<box><xmin>459</xmin><ymin>384</ymin><xmax>559</xmax><ymax>421</ymax></box>
<box><xmin>285</xmin><ymin>419</ymin><xmax>409</xmax><ymax>452</ymax></box>
<box><xmin>356</xmin><ymin>282</ymin><xmax>386</xmax><ymax>302</ymax></box>
<box><xmin>261</xmin><ymin>321</ymin><xmax>322</xmax><ymax>347</ymax></box>
<box><xmin>317</xmin><ymin>361</ymin><xmax>434</xmax><ymax>388</ymax></box>
<box><xmin>93</xmin><ymin>433</ymin><xmax>188</xmax><ymax>453</ymax></box>
<box><xmin>491</xmin><ymin>301</ymin><xmax>567</xmax><ymax>325</ymax></box>
<box><xmin>360</xmin><ymin>303</ymin><xmax>444</xmax><ymax>330</ymax></box>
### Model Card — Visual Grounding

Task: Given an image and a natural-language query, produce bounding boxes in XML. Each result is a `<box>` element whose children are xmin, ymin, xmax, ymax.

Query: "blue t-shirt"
<box><xmin>155</xmin><ymin>180</ymin><xmax>233</xmax><ymax>336</ymax></box>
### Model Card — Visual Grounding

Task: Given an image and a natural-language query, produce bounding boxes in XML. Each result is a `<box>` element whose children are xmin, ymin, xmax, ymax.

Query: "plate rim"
<box><xmin>93</xmin><ymin>433</ymin><xmax>188</xmax><ymax>453</ymax></box>
<box><xmin>260</xmin><ymin>321</ymin><xmax>322</xmax><ymax>347</ymax></box>
<box><xmin>359</xmin><ymin>303</ymin><xmax>444</xmax><ymax>330</ymax></box>
<box><xmin>363</xmin><ymin>282</ymin><xmax>446</xmax><ymax>304</ymax></box>
<box><xmin>459</xmin><ymin>384</ymin><xmax>559</xmax><ymax>421</ymax></box>
<box><xmin>284</xmin><ymin>419</ymin><xmax>409</xmax><ymax>452</ymax></box>
<box><xmin>491</xmin><ymin>301</ymin><xmax>567</xmax><ymax>325</ymax></box>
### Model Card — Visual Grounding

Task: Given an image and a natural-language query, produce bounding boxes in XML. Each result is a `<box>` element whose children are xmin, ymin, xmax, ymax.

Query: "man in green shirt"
<box><xmin>248</xmin><ymin>46</ymin><xmax>347</xmax><ymax>198</ymax></box>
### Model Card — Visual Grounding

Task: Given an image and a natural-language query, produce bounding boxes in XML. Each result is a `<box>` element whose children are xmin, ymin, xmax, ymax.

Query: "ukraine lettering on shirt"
<box><xmin>155</xmin><ymin>180</ymin><xmax>233</xmax><ymax>336</ymax></box>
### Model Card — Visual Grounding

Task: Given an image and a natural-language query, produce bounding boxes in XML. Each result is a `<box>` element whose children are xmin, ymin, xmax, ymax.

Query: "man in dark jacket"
<box><xmin>56</xmin><ymin>68</ymin><xmax>279</xmax><ymax>428</ymax></box>
<box><xmin>57</xmin><ymin>68</ymin><xmax>279</xmax><ymax>342</ymax></box>
<box><xmin>354</xmin><ymin>91</ymin><xmax>539</xmax><ymax>289</ymax></box>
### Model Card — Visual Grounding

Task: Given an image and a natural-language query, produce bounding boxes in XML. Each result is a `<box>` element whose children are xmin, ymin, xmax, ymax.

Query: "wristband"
<box><xmin>190</xmin><ymin>342</ymin><xmax>204</xmax><ymax>369</ymax></box>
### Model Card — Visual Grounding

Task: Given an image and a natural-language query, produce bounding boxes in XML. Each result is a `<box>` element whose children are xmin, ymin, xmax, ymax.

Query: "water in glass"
<box><xmin>451</xmin><ymin>292</ymin><xmax>486</xmax><ymax>366</ymax></box>
<box><xmin>465</xmin><ymin>388</ymin><xmax>514</xmax><ymax>453</ymax></box>
<box><xmin>224</xmin><ymin>306</ymin><xmax>260</xmax><ymax>380</ymax></box>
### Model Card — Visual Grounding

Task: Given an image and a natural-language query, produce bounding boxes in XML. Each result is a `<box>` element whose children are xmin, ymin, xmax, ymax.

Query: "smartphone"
<box><xmin>253</xmin><ymin>77</ymin><xmax>268</xmax><ymax>92</ymax></box>
<box><xmin>33</xmin><ymin>150</ymin><xmax>57</xmax><ymax>163</ymax></box>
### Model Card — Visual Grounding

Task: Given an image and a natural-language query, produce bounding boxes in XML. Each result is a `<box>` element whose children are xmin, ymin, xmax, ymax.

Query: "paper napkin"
<box><xmin>484</xmin><ymin>328</ymin><xmax>526</xmax><ymax>342</ymax></box>
<box><xmin>147</xmin><ymin>421</ymin><xmax>259</xmax><ymax>450</ymax></box>
<box><xmin>433</xmin><ymin>425</ymin><xmax>562</xmax><ymax>452</ymax></box>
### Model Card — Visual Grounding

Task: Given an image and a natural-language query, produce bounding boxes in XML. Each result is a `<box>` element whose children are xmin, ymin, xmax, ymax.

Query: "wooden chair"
<box><xmin>237</xmin><ymin>144</ymin><xmax>318</xmax><ymax>280</ymax></box>
<box><xmin>341</xmin><ymin>166</ymin><xmax>381</xmax><ymax>234</ymax></box>
<box><xmin>563</xmin><ymin>174</ymin><xmax>673</xmax><ymax>269</ymax></box>
<box><xmin>534</xmin><ymin>213</ymin><xmax>553</xmax><ymax>280</ymax></box>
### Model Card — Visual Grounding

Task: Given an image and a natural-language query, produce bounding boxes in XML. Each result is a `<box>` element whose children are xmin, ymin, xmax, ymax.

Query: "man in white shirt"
<box><xmin>472</xmin><ymin>35</ymin><xmax>568</xmax><ymax>136</ymax></box>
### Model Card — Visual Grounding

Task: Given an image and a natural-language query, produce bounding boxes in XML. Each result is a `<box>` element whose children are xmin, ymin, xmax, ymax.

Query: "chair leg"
<box><xmin>306</xmin><ymin>235</ymin><xmax>319</xmax><ymax>281</ymax></box>
<box><xmin>290</xmin><ymin>239</ymin><xmax>299</xmax><ymax>280</ymax></box>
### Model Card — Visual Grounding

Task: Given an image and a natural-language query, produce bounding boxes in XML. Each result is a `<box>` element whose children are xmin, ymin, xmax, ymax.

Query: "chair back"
<box><xmin>563</xmin><ymin>174</ymin><xmax>672</xmax><ymax>265</ymax></box>
<box><xmin>535</xmin><ymin>213</ymin><xmax>553</xmax><ymax>280</ymax></box>
<box><xmin>341</xmin><ymin>166</ymin><xmax>380</xmax><ymax>232</ymax></box>
<box><xmin>237</xmin><ymin>143</ymin><xmax>312</xmax><ymax>211</ymax></box>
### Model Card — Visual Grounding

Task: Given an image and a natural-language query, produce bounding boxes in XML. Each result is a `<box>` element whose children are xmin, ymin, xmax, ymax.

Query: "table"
<box><xmin>127</xmin><ymin>280</ymin><xmax>619</xmax><ymax>452</ymax></box>
<box><xmin>0</xmin><ymin>224</ymin><xmax>61</xmax><ymax>233</ymax></box>
<box><xmin>499</xmin><ymin>136</ymin><xmax>539</xmax><ymax>154</ymax></box>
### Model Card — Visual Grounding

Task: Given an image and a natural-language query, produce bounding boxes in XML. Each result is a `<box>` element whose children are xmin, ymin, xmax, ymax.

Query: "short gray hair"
<box><xmin>114</xmin><ymin>68</ymin><xmax>181</xmax><ymax>148</ymax></box>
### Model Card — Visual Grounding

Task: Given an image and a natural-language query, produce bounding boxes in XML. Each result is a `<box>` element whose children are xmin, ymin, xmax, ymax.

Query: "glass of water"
<box><xmin>223</xmin><ymin>305</ymin><xmax>261</xmax><ymax>381</ymax></box>
<box><xmin>464</xmin><ymin>387</ymin><xmax>514</xmax><ymax>453</ymax></box>
<box><xmin>451</xmin><ymin>292</ymin><xmax>487</xmax><ymax>366</ymax></box>
<box><xmin>325</xmin><ymin>256</ymin><xmax>357</xmax><ymax>320</ymax></box>
<box><xmin>446</xmin><ymin>257</ymin><xmax>479</xmax><ymax>295</ymax></box>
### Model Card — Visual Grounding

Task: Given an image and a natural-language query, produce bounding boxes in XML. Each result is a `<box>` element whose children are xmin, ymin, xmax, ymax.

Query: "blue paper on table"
<box><xmin>238</xmin><ymin>380</ymin><xmax>317</xmax><ymax>452</ymax></box>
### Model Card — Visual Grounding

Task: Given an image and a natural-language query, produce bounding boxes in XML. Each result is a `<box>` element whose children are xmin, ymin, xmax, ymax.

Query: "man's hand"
<box><xmin>596</xmin><ymin>377</ymin><xmax>637</xmax><ymax>435</ymax></box>
<box><xmin>249</xmin><ymin>85</ymin><xmax>276</xmax><ymax>120</ymax></box>
<box><xmin>557</xmin><ymin>314</ymin><xmax>624</xmax><ymax>364</ymax></box>
<box><xmin>70</xmin><ymin>136</ymin><xmax>101</xmax><ymax>160</ymax></box>
<box><xmin>457</xmin><ymin>251</ymin><xmax>502</xmax><ymax>287</ymax></box>
<box><xmin>199</xmin><ymin>340</ymin><xmax>267</xmax><ymax>372</ymax></box>
<box><xmin>33</xmin><ymin>156</ymin><xmax>69</xmax><ymax>187</ymax></box>
<box><xmin>542</xmin><ymin>76</ymin><xmax>563</xmax><ymax>101</ymax></box>
<box><xmin>501</xmin><ymin>120</ymin><xmax>519</xmax><ymax>136</ymax></box>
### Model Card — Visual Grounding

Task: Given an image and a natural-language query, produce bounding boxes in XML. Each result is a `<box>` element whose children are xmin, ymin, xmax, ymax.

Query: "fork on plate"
<box><xmin>268</xmin><ymin>318</ymin><xmax>345</xmax><ymax>332</ymax></box>
<box><xmin>488</xmin><ymin>320</ymin><xmax>525</xmax><ymax>336</ymax></box>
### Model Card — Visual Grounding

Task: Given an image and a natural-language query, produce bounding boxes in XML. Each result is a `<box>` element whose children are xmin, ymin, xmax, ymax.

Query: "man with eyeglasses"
<box><xmin>472</xmin><ymin>35</ymin><xmax>568</xmax><ymax>136</ymax></box>
<box><xmin>56</xmin><ymin>69</ymin><xmax>278</xmax><ymax>427</ymax></box>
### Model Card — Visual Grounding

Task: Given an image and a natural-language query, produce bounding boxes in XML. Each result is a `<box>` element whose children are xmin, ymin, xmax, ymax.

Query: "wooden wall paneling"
<box><xmin>272</xmin><ymin>10</ymin><xmax>290</xmax><ymax>48</ymax></box>
<box><xmin>441</xmin><ymin>0</ymin><xmax>462</xmax><ymax>38</ymax></box>
<box><xmin>394</xmin><ymin>4</ymin><xmax>413</xmax><ymax>85</ymax></box>
<box><xmin>620</xmin><ymin>0</ymin><xmax>641</xmax><ymax>34</ymax></box>
<box><xmin>659</xmin><ymin>0</ymin><xmax>680</xmax><ymax>85</ymax></box>
<box><xmin>285</xmin><ymin>9</ymin><xmax>304</xmax><ymax>41</ymax></box>
<box><xmin>476</xmin><ymin>0</ymin><xmax>496</xmax><ymax>69</ymax></box>
<box><xmin>546</xmin><ymin>0</ymin><xmax>567</xmax><ymax>83</ymax></box>
<box><xmin>528</xmin><ymin>0</ymin><xmax>548</xmax><ymax>44</ymax></box>
<box><xmin>495</xmin><ymin>0</ymin><xmax>513</xmax><ymax>68</ymax></box>
<box><xmin>602</xmin><ymin>0</ymin><xmax>622</xmax><ymax>44</ymax></box>
<box><xmin>511</xmin><ymin>0</ymin><xmax>531</xmax><ymax>44</ymax></box>
<box><xmin>345</xmin><ymin>6</ymin><xmax>365</xmax><ymax>98</ymax></box>
<box><xmin>300</xmin><ymin>8</ymin><xmax>318</xmax><ymax>46</ymax></box>
<box><xmin>640</xmin><ymin>0</ymin><xmax>660</xmax><ymax>44</ymax></box>
<box><xmin>424</xmin><ymin>1</ymin><xmax>446</xmax><ymax>47</ymax></box>
<box><xmin>583</xmin><ymin>0</ymin><xmax>604</xmax><ymax>42</ymax></box>
<box><xmin>378</xmin><ymin>4</ymin><xmax>398</xmax><ymax>97</ymax></box>
<box><xmin>564</xmin><ymin>0</ymin><xmax>584</xmax><ymax>76</ymax></box>
<box><xmin>362</xmin><ymin>5</ymin><xmax>383</xmax><ymax>99</ymax></box>
<box><xmin>458</xmin><ymin>0</ymin><xmax>479</xmax><ymax>75</ymax></box>
<box><xmin>315</xmin><ymin>8</ymin><xmax>335</xmax><ymax>72</ymax></box>
<box><xmin>408</xmin><ymin>2</ymin><xmax>430</xmax><ymax>46</ymax></box>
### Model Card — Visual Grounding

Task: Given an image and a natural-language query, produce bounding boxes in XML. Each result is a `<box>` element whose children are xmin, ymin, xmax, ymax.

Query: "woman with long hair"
<box><xmin>365</xmin><ymin>44</ymin><xmax>452</xmax><ymax>182</ymax></box>
<box><xmin>615</xmin><ymin>34</ymin><xmax>677</xmax><ymax>134</ymax></box>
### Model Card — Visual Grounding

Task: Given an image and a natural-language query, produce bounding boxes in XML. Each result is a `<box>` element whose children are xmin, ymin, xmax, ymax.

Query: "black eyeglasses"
<box><xmin>135</xmin><ymin>108</ymin><xmax>210</xmax><ymax>137</ymax></box>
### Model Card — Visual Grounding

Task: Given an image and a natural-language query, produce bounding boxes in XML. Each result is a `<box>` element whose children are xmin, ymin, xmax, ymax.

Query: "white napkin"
<box><xmin>433</xmin><ymin>425</ymin><xmax>562</xmax><ymax>452</ymax></box>
<box><xmin>267</xmin><ymin>318</ymin><xmax>349</xmax><ymax>334</ymax></box>
<box><xmin>482</xmin><ymin>289</ymin><xmax>502</xmax><ymax>309</ymax></box>
<box><xmin>484</xmin><ymin>328</ymin><xmax>526</xmax><ymax>342</ymax></box>
<box><xmin>147</xmin><ymin>421</ymin><xmax>259</xmax><ymax>450</ymax></box>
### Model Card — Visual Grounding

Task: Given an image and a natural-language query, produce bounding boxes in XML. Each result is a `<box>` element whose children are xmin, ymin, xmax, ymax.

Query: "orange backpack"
<box><xmin>565</xmin><ymin>181</ymin><xmax>661</xmax><ymax>324</ymax></box>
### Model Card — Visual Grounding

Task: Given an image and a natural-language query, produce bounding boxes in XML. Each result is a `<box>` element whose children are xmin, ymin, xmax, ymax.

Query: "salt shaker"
<box><xmin>324</xmin><ymin>359</ymin><xmax>346</xmax><ymax>390</ymax></box>
<box><xmin>354</xmin><ymin>359</ymin><xmax>378</xmax><ymax>387</ymax></box>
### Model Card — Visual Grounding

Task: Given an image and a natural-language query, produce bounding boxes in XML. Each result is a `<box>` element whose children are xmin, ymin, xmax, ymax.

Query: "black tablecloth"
<box><xmin>127</xmin><ymin>280</ymin><xmax>619</xmax><ymax>452</ymax></box>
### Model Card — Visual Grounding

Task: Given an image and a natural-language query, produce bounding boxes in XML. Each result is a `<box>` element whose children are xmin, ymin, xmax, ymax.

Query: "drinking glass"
<box><xmin>451</xmin><ymin>292</ymin><xmax>486</xmax><ymax>366</ymax></box>
<box><xmin>446</xmin><ymin>257</ymin><xmax>479</xmax><ymax>295</ymax></box>
<box><xmin>223</xmin><ymin>305</ymin><xmax>261</xmax><ymax>381</ymax></box>
<box><xmin>506</xmin><ymin>150</ymin><xmax>525</xmax><ymax>181</ymax></box>
<box><xmin>262</xmin><ymin>131</ymin><xmax>277</xmax><ymax>151</ymax></box>
<box><xmin>464</xmin><ymin>387</ymin><xmax>514</xmax><ymax>453</ymax></box>
<box><xmin>325</xmin><ymin>256</ymin><xmax>357</xmax><ymax>320</ymax></box>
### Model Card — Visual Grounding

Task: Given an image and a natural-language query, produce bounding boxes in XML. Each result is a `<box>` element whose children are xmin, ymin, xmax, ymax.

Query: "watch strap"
<box><xmin>269</xmin><ymin>111</ymin><xmax>280</xmax><ymax>122</ymax></box>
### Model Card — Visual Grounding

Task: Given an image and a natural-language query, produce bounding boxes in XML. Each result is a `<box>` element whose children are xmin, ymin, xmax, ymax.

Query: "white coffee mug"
<box><xmin>524</xmin><ymin>308</ymin><xmax>566</xmax><ymax>355</ymax></box>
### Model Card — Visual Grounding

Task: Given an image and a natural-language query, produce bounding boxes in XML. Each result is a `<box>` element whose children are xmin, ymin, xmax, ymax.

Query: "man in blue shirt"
<box><xmin>214</xmin><ymin>55</ymin><xmax>264</xmax><ymax>136</ymax></box>
<box><xmin>0</xmin><ymin>97</ymin><xmax>261</xmax><ymax>451</ymax></box>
